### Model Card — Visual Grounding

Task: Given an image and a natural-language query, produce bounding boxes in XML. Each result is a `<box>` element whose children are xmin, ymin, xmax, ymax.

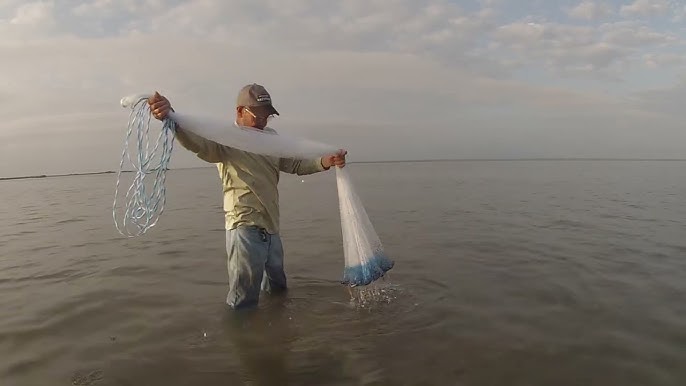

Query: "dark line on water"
<box><xmin>3</xmin><ymin>158</ymin><xmax>686</xmax><ymax>181</ymax></box>
<box><xmin>353</xmin><ymin>158</ymin><xmax>686</xmax><ymax>164</ymax></box>
<box><xmin>0</xmin><ymin>171</ymin><xmax>116</xmax><ymax>181</ymax></box>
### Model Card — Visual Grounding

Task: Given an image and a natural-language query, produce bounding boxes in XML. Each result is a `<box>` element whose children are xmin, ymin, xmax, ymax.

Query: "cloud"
<box><xmin>2</xmin><ymin>1</ymin><xmax>682</xmax><ymax>79</ymax></box>
<box><xmin>643</xmin><ymin>52</ymin><xmax>686</xmax><ymax>68</ymax></box>
<box><xmin>9</xmin><ymin>1</ymin><xmax>53</xmax><ymax>25</ymax></box>
<box><xmin>489</xmin><ymin>17</ymin><xmax>684</xmax><ymax>80</ymax></box>
<box><xmin>0</xmin><ymin>33</ymin><xmax>628</xmax><ymax>128</ymax></box>
<box><xmin>142</xmin><ymin>0</ymin><xmax>500</xmax><ymax>73</ymax></box>
<box><xmin>0</xmin><ymin>0</ymin><xmax>57</xmax><ymax>38</ymax></box>
<box><xmin>2</xmin><ymin>0</ymin><xmax>505</xmax><ymax>72</ymax></box>
<box><xmin>492</xmin><ymin>21</ymin><xmax>626</xmax><ymax>75</ymax></box>
<box><xmin>601</xmin><ymin>22</ymin><xmax>677</xmax><ymax>46</ymax></box>
<box><xmin>567</xmin><ymin>1</ymin><xmax>614</xmax><ymax>21</ymax></box>
<box><xmin>669</xmin><ymin>1</ymin><xmax>686</xmax><ymax>22</ymax></box>
<box><xmin>620</xmin><ymin>0</ymin><xmax>670</xmax><ymax>18</ymax></box>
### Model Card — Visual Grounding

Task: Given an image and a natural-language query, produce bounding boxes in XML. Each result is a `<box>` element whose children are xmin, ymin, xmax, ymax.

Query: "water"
<box><xmin>1</xmin><ymin>160</ymin><xmax>686</xmax><ymax>385</ymax></box>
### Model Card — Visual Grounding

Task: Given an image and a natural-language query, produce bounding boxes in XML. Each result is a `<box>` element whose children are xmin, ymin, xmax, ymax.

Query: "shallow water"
<box><xmin>2</xmin><ymin>160</ymin><xmax>686</xmax><ymax>385</ymax></box>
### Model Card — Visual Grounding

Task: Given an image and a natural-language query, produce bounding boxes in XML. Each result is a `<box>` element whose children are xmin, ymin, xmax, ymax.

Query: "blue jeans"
<box><xmin>225</xmin><ymin>226</ymin><xmax>287</xmax><ymax>309</ymax></box>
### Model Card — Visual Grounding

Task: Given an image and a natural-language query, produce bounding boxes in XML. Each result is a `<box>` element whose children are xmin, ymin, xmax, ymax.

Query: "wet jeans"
<box><xmin>225</xmin><ymin>226</ymin><xmax>287</xmax><ymax>309</ymax></box>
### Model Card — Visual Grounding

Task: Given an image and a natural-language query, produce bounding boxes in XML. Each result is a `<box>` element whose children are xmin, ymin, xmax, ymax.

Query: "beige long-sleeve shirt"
<box><xmin>173</xmin><ymin>126</ymin><xmax>327</xmax><ymax>234</ymax></box>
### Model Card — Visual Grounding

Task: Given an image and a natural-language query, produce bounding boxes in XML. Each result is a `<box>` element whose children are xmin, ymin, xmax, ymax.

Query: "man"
<box><xmin>148</xmin><ymin>83</ymin><xmax>346</xmax><ymax>309</ymax></box>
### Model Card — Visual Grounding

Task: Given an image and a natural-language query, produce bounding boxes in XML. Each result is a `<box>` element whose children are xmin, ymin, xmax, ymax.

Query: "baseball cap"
<box><xmin>236</xmin><ymin>83</ymin><xmax>279</xmax><ymax>116</ymax></box>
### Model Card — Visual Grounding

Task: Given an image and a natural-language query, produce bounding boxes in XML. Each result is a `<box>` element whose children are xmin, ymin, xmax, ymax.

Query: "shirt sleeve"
<box><xmin>174</xmin><ymin>127</ymin><xmax>230</xmax><ymax>163</ymax></box>
<box><xmin>278</xmin><ymin>157</ymin><xmax>327</xmax><ymax>175</ymax></box>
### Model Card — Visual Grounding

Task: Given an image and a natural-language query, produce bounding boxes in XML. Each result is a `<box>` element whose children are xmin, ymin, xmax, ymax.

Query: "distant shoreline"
<box><xmin>355</xmin><ymin>158</ymin><xmax>686</xmax><ymax>163</ymax></box>
<box><xmin>0</xmin><ymin>171</ymin><xmax>116</xmax><ymax>181</ymax></box>
<box><xmin>2</xmin><ymin>158</ymin><xmax>686</xmax><ymax>181</ymax></box>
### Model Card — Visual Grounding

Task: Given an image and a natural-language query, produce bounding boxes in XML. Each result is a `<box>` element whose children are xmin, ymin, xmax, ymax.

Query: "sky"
<box><xmin>1</xmin><ymin>0</ymin><xmax>685</xmax><ymax>177</ymax></box>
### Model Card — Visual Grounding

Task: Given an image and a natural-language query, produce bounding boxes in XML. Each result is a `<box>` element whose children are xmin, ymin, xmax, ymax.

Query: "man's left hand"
<box><xmin>322</xmin><ymin>149</ymin><xmax>347</xmax><ymax>169</ymax></box>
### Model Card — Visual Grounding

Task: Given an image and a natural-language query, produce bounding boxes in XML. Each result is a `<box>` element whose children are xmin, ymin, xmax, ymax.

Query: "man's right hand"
<box><xmin>148</xmin><ymin>91</ymin><xmax>171</xmax><ymax>121</ymax></box>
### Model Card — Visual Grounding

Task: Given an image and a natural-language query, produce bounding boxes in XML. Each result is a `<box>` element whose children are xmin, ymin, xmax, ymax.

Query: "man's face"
<box><xmin>239</xmin><ymin>106</ymin><xmax>273</xmax><ymax>130</ymax></box>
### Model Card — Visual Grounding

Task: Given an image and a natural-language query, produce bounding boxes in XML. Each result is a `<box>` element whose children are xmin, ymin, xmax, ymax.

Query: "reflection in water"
<box><xmin>222</xmin><ymin>294</ymin><xmax>294</xmax><ymax>385</ymax></box>
<box><xmin>220</xmin><ymin>284</ymin><xmax>403</xmax><ymax>385</ymax></box>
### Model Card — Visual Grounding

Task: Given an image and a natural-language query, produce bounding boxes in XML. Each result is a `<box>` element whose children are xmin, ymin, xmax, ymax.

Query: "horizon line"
<box><xmin>2</xmin><ymin>157</ymin><xmax>686</xmax><ymax>181</ymax></box>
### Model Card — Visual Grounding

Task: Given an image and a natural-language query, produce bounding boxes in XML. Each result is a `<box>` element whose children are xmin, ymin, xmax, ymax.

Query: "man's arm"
<box><xmin>174</xmin><ymin>127</ymin><xmax>230</xmax><ymax>163</ymax></box>
<box><xmin>149</xmin><ymin>91</ymin><xmax>229</xmax><ymax>163</ymax></box>
<box><xmin>279</xmin><ymin>157</ymin><xmax>328</xmax><ymax>175</ymax></box>
<box><xmin>279</xmin><ymin>150</ymin><xmax>348</xmax><ymax>175</ymax></box>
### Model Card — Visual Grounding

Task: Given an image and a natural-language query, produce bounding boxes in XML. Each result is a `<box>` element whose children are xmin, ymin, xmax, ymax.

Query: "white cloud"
<box><xmin>1</xmin><ymin>0</ymin><xmax>500</xmax><ymax>67</ymax></box>
<box><xmin>643</xmin><ymin>52</ymin><xmax>686</xmax><ymax>68</ymax></box>
<box><xmin>669</xmin><ymin>1</ymin><xmax>686</xmax><ymax>22</ymax></box>
<box><xmin>0</xmin><ymin>34</ymin><xmax>626</xmax><ymax>127</ymax></box>
<box><xmin>9</xmin><ymin>1</ymin><xmax>53</xmax><ymax>25</ymax></box>
<box><xmin>493</xmin><ymin>22</ymin><xmax>626</xmax><ymax>74</ymax></box>
<box><xmin>0</xmin><ymin>0</ymin><xmax>56</xmax><ymax>38</ymax></box>
<box><xmin>136</xmin><ymin>0</ymin><xmax>498</xmax><ymax>67</ymax></box>
<box><xmin>490</xmin><ymin>18</ymin><xmax>683</xmax><ymax>79</ymax></box>
<box><xmin>600</xmin><ymin>22</ymin><xmax>677</xmax><ymax>46</ymax></box>
<box><xmin>567</xmin><ymin>1</ymin><xmax>614</xmax><ymax>21</ymax></box>
<box><xmin>620</xmin><ymin>0</ymin><xmax>670</xmax><ymax>18</ymax></box>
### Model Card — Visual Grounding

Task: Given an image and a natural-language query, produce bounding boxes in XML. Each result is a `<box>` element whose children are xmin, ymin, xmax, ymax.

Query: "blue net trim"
<box><xmin>342</xmin><ymin>252</ymin><xmax>395</xmax><ymax>287</ymax></box>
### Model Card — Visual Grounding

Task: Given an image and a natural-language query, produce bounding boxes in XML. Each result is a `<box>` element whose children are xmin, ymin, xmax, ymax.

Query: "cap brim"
<box><xmin>251</xmin><ymin>104</ymin><xmax>279</xmax><ymax>116</ymax></box>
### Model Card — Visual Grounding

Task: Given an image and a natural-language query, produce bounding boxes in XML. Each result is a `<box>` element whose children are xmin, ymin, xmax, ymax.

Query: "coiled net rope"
<box><xmin>113</xmin><ymin>93</ymin><xmax>394</xmax><ymax>286</ymax></box>
<box><xmin>112</xmin><ymin>95</ymin><xmax>176</xmax><ymax>237</ymax></box>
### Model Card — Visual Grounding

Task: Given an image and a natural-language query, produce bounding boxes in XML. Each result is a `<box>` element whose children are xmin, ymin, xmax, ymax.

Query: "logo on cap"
<box><xmin>256</xmin><ymin>94</ymin><xmax>271</xmax><ymax>103</ymax></box>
